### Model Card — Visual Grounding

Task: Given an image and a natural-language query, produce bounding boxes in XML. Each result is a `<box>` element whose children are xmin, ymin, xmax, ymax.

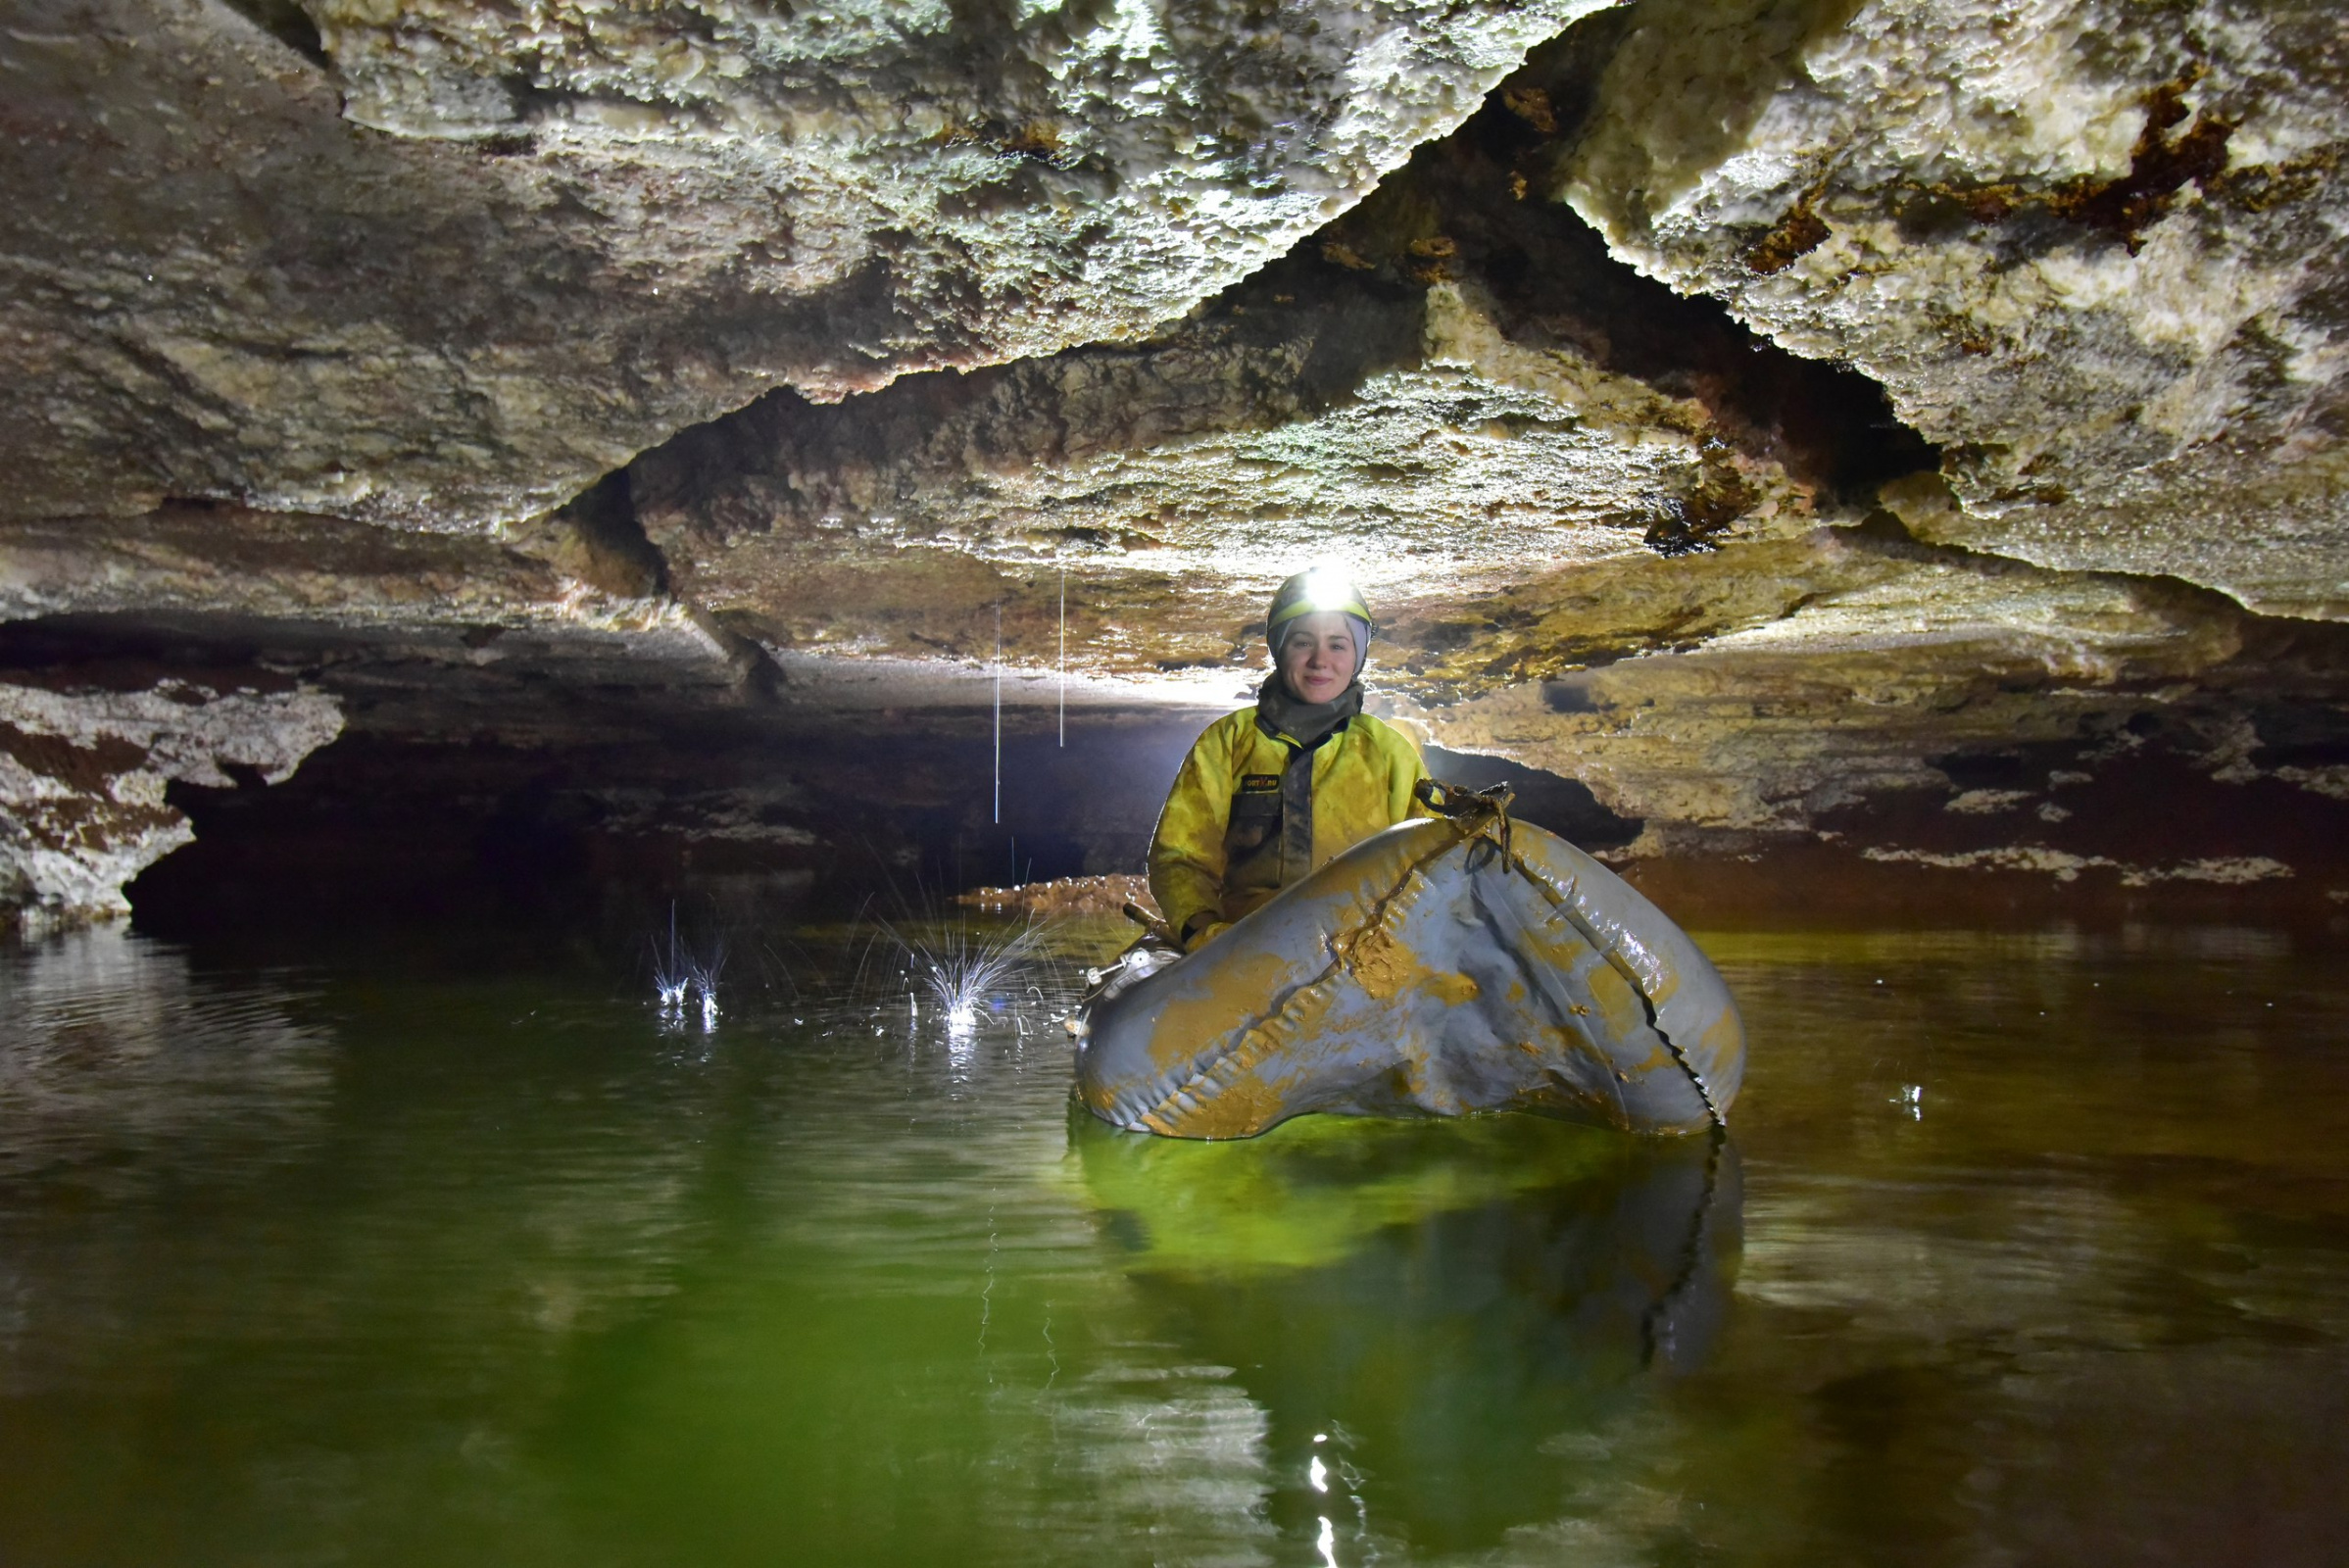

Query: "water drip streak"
<box><xmin>1058</xmin><ymin>567</ymin><xmax>1065</xmax><ymax>748</ymax></box>
<box><xmin>993</xmin><ymin>603</ymin><xmax>1003</xmax><ymax>825</ymax></box>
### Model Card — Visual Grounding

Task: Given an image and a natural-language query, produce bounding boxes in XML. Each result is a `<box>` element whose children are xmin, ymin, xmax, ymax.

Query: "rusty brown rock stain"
<box><xmin>1746</xmin><ymin>187</ymin><xmax>1831</xmax><ymax>274</ymax></box>
<box><xmin>1889</xmin><ymin>72</ymin><xmax>2245</xmax><ymax>257</ymax></box>
<box><xmin>2203</xmin><ymin>148</ymin><xmax>2333</xmax><ymax>214</ymax></box>
<box><xmin>0</xmin><ymin>722</ymin><xmax>147</xmax><ymax>791</ymax></box>
<box><xmin>1500</xmin><ymin>84</ymin><xmax>1557</xmax><ymax>134</ymax></box>
<box><xmin>2047</xmin><ymin>74</ymin><xmax>2233</xmax><ymax>252</ymax></box>
<box><xmin>1403</xmin><ymin>234</ymin><xmax>1459</xmax><ymax>285</ymax></box>
<box><xmin>26</xmin><ymin>797</ymin><xmax>180</xmax><ymax>849</ymax></box>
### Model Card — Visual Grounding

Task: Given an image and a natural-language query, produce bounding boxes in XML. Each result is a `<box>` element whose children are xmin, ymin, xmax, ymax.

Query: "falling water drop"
<box><xmin>1058</xmin><ymin>565</ymin><xmax>1066</xmax><ymax>748</ymax></box>
<box><xmin>993</xmin><ymin>602</ymin><xmax>1003</xmax><ymax>825</ymax></box>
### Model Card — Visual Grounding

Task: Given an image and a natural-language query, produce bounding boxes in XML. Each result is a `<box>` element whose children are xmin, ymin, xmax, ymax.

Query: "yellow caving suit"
<box><xmin>1149</xmin><ymin>707</ymin><xmax>1430</xmax><ymax>948</ymax></box>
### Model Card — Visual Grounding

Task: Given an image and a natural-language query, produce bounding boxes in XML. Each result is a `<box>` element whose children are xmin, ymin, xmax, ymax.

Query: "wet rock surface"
<box><xmin>0</xmin><ymin>662</ymin><xmax>342</xmax><ymax>929</ymax></box>
<box><xmin>1554</xmin><ymin>0</ymin><xmax>2349</xmax><ymax>619</ymax></box>
<box><xmin>4</xmin><ymin>0</ymin><xmax>2348</xmax><ymax>924</ymax></box>
<box><xmin>619</xmin><ymin>63</ymin><xmax>1936</xmax><ymax>673</ymax></box>
<box><xmin>4</xmin><ymin>0</ymin><xmax>1606</xmax><ymax>526</ymax></box>
<box><xmin>0</xmin><ymin>611</ymin><xmax>1216</xmax><ymax>933</ymax></box>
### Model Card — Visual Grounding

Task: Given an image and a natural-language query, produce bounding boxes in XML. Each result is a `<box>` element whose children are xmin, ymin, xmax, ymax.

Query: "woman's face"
<box><xmin>1276</xmin><ymin>612</ymin><xmax>1359</xmax><ymax>705</ymax></box>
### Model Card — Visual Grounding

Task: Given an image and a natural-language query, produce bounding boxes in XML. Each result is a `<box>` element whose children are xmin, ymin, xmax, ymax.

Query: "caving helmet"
<box><xmin>1266</xmin><ymin>568</ymin><xmax>1374</xmax><ymax>677</ymax></box>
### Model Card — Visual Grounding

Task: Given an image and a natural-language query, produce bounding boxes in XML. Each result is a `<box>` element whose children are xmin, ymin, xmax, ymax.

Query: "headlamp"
<box><xmin>1266</xmin><ymin>569</ymin><xmax>1374</xmax><ymax>637</ymax></box>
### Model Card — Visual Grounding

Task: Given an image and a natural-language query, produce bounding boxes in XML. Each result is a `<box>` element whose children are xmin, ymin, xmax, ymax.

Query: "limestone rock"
<box><xmin>1405</xmin><ymin>562</ymin><xmax>2223</xmax><ymax>834</ymax></box>
<box><xmin>1401</xmin><ymin>519</ymin><xmax>2349</xmax><ymax>882</ymax></box>
<box><xmin>622</xmin><ymin>87</ymin><xmax>1932</xmax><ymax>678</ymax></box>
<box><xmin>1554</xmin><ymin>0</ymin><xmax>2349</xmax><ymax>618</ymax></box>
<box><xmin>3</xmin><ymin>0</ymin><xmax>1621</xmax><ymax>528</ymax></box>
<box><xmin>0</xmin><ymin>674</ymin><xmax>344</xmax><ymax>929</ymax></box>
<box><xmin>631</xmin><ymin>276</ymin><xmax>1836</xmax><ymax>669</ymax></box>
<box><xmin>5</xmin><ymin>0</ymin><xmax>2346</xmax><ymax>906</ymax></box>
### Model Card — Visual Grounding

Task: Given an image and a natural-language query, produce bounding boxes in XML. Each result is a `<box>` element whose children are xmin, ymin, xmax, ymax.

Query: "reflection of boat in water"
<box><xmin>1071</xmin><ymin>1107</ymin><xmax>1742</xmax><ymax>1556</ymax></box>
<box><xmin>1076</xmin><ymin>795</ymin><xmax>1745</xmax><ymax>1139</ymax></box>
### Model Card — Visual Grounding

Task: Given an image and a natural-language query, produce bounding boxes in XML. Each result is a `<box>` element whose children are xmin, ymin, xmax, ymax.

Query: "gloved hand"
<box><xmin>1183</xmin><ymin>920</ymin><xmax>1231</xmax><ymax>954</ymax></box>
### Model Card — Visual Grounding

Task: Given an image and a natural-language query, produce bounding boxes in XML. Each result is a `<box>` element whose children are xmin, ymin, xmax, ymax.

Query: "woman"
<box><xmin>1149</xmin><ymin>570</ymin><xmax>1429</xmax><ymax>952</ymax></box>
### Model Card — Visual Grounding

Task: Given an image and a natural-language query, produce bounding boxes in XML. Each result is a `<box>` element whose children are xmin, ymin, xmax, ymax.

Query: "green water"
<box><xmin>3</xmin><ymin>916</ymin><xmax>2345</xmax><ymax>1566</ymax></box>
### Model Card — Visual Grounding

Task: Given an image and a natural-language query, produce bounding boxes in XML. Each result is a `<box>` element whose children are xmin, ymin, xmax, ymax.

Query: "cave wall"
<box><xmin>4</xmin><ymin>0</ymin><xmax>2349</xmax><ymax>928</ymax></box>
<box><xmin>0</xmin><ymin>662</ymin><xmax>342</xmax><ymax>930</ymax></box>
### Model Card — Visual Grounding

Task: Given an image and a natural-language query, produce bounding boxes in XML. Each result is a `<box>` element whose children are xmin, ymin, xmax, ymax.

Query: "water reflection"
<box><xmin>0</xmin><ymin>924</ymin><xmax>332</xmax><ymax>1179</ymax></box>
<box><xmin>1074</xmin><ymin>1112</ymin><xmax>1742</xmax><ymax>1558</ymax></box>
<box><xmin>0</xmin><ymin>928</ymin><xmax>334</xmax><ymax>1383</ymax></box>
<box><xmin>6</xmin><ymin>915</ymin><xmax>2346</xmax><ymax>1566</ymax></box>
<box><xmin>0</xmin><ymin>928</ymin><xmax>730</xmax><ymax>1567</ymax></box>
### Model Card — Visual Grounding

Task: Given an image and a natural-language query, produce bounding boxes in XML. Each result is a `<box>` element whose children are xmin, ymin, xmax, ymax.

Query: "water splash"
<box><xmin>881</xmin><ymin>912</ymin><xmax>1046</xmax><ymax>1040</ymax></box>
<box><xmin>651</xmin><ymin>903</ymin><xmax>727</xmax><ymax>1029</ymax></box>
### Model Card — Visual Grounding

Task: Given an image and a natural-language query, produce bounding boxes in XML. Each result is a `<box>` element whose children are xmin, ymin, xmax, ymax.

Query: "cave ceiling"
<box><xmin>4</xmin><ymin>0</ymin><xmax>2349</xmax><ymax>921</ymax></box>
<box><xmin>1559</xmin><ymin>0</ymin><xmax>2349</xmax><ymax>621</ymax></box>
<box><xmin>3</xmin><ymin>0</ymin><xmax>1604</xmax><ymax>523</ymax></box>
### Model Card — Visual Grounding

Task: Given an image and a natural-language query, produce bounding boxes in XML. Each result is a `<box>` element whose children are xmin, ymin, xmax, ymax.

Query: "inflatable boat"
<box><xmin>1074</xmin><ymin>787</ymin><xmax>1743</xmax><ymax>1139</ymax></box>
